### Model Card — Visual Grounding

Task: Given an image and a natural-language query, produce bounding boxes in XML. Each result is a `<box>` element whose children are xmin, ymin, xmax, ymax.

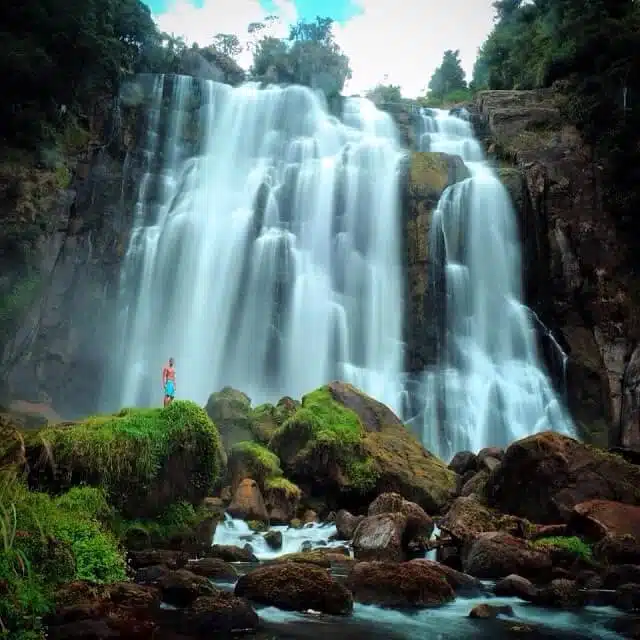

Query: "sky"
<box><xmin>150</xmin><ymin>0</ymin><xmax>497</xmax><ymax>98</ymax></box>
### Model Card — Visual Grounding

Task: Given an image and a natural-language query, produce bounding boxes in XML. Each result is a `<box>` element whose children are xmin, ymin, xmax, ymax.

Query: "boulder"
<box><xmin>156</xmin><ymin>569</ymin><xmax>217</xmax><ymax>607</ymax></box>
<box><xmin>493</xmin><ymin>574</ymin><xmax>538</xmax><ymax>600</ymax></box>
<box><xmin>205</xmin><ymin>544</ymin><xmax>257</xmax><ymax>563</ymax></box>
<box><xmin>263</xmin><ymin>477</ymin><xmax>301</xmax><ymax>524</ymax></box>
<box><xmin>352</xmin><ymin>513</ymin><xmax>407</xmax><ymax>562</ymax></box>
<box><xmin>439</xmin><ymin>496</ymin><xmax>529</xmax><ymax>542</ymax></box>
<box><xmin>227</xmin><ymin>478</ymin><xmax>269</xmax><ymax>523</ymax></box>
<box><xmin>181</xmin><ymin>593</ymin><xmax>259</xmax><ymax>636</ymax></box>
<box><xmin>187</xmin><ymin>558</ymin><xmax>238</xmax><ymax>581</ymax></box>
<box><xmin>26</xmin><ymin>401</ymin><xmax>223</xmax><ymax>519</ymax></box>
<box><xmin>345</xmin><ymin>560</ymin><xmax>455</xmax><ymax>607</ymax></box>
<box><xmin>269</xmin><ymin>382</ymin><xmax>456</xmax><ymax>514</ymax></box>
<box><xmin>448</xmin><ymin>451</ymin><xmax>478</xmax><ymax>476</ymax></box>
<box><xmin>368</xmin><ymin>492</ymin><xmax>434</xmax><ymax>541</ymax></box>
<box><xmin>469</xmin><ymin>603</ymin><xmax>513</xmax><ymax>619</ymax></box>
<box><xmin>234</xmin><ymin>562</ymin><xmax>353</xmax><ymax>615</ymax></box>
<box><xmin>335</xmin><ymin>509</ymin><xmax>364</xmax><ymax>539</ymax></box>
<box><xmin>486</xmin><ymin>432</ymin><xmax>640</xmax><ymax>523</ymax></box>
<box><xmin>569</xmin><ymin>499</ymin><xmax>640</xmax><ymax>541</ymax></box>
<box><xmin>204</xmin><ymin>387</ymin><xmax>254</xmax><ymax>453</ymax></box>
<box><xmin>408</xmin><ymin>559</ymin><xmax>483</xmax><ymax>595</ymax></box>
<box><xmin>462</xmin><ymin>532</ymin><xmax>553</xmax><ymax>580</ymax></box>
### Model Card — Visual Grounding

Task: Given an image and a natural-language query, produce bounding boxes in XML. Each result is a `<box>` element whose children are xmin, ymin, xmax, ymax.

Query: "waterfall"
<box><xmin>102</xmin><ymin>75</ymin><xmax>405</xmax><ymax>412</ymax></box>
<box><xmin>417</xmin><ymin>108</ymin><xmax>575</xmax><ymax>459</ymax></box>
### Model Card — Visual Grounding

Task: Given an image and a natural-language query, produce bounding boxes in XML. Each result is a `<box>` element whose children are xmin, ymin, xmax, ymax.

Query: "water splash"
<box><xmin>417</xmin><ymin>108</ymin><xmax>575</xmax><ymax>459</ymax></box>
<box><xmin>102</xmin><ymin>75</ymin><xmax>405</xmax><ymax>412</ymax></box>
<box><xmin>212</xmin><ymin>514</ymin><xmax>345</xmax><ymax>560</ymax></box>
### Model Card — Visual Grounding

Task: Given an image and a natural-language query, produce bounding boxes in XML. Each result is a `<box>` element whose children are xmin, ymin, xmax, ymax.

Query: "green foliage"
<box><xmin>365</xmin><ymin>84</ymin><xmax>403</xmax><ymax>106</ymax></box>
<box><xmin>213</xmin><ymin>33</ymin><xmax>243</xmax><ymax>59</ymax></box>
<box><xmin>419</xmin><ymin>88</ymin><xmax>474</xmax><ymax>108</ymax></box>
<box><xmin>1</xmin><ymin>0</ymin><xmax>159</xmax><ymax>148</ymax></box>
<box><xmin>33</xmin><ymin>400</ymin><xmax>222</xmax><ymax>517</ymax></box>
<box><xmin>250</xmin><ymin>16</ymin><xmax>352</xmax><ymax>98</ymax></box>
<box><xmin>471</xmin><ymin>0</ymin><xmax>640</xmax><ymax>234</ymax></box>
<box><xmin>534</xmin><ymin>535</ymin><xmax>593</xmax><ymax>560</ymax></box>
<box><xmin>428</xmin><ymin>50</ymin><xmax>467</xmax><ymax>100</ymax></box>
<box><xmin>0</xmin><ymin>480</ymin><xmax>125</xmax><ymax>638</ymax></box>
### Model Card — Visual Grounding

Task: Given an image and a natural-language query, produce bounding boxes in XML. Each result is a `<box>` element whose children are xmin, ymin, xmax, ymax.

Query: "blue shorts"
<box><xmin>164</xmin><ymin>380</ymin><xmax>175</xmax><ymax>398</ymax></box>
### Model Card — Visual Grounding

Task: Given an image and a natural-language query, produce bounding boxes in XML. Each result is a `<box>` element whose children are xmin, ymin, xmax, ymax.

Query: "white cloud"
<box><xmin>153</xmin><ymin>0</ymin><xmax>298</xmax><ymax>70</ymax></box>
<box><xmin>153</xmin><ymin>0</ymin><xmax>496</xmax><ymax>98</ymax></box>
<box><xmin>333</xmin><ymin>0</ymin><xmax>496</xmax><ymax>97</ymax></box>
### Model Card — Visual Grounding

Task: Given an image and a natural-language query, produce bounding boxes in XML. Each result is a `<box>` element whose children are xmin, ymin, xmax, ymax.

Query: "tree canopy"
<box><xmin>250</xmin><ymin>16</ymin><xmax>352</xmax><ymax>98</ymax></box>
<box><xmin>1</xmin><ymin>0</ymin><xmax>162</xmax><ymax>146</ymax></box>
<box><xmin>428</xmin><ymin>50</ymin><xmax>467</xmax><ymax>99</ymax></box>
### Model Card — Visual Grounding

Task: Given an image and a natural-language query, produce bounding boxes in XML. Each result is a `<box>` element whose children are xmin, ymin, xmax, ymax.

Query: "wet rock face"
<box><xmin>401</xmin><ymin>151</ymin><xmax>469</xmax><ymax>375</ymax></box>
<box><xmin>473</xmin><ymin>88</ymin><xmax>640</xmax><ymax>448</ymax></box>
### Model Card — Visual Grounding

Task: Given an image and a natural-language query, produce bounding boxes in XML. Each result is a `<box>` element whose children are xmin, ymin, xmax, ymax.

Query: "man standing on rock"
<box><xmin>162</xmin><ymin>357</ymin><xmax>176</xmax><ymax>407</ymax></box>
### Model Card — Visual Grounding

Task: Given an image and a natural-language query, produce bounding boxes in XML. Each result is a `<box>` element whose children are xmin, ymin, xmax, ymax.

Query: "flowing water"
<box><xmin>415</xmin><ymin>108</ymin><xmax>575</xmax><ymax>459</ymax></box>
<box><xmin>103</xmin><ymin>76</ymin><xmax>576</xmax><ymax>458</ymax></box>
<box><xmin>212</xmin><ymin>513</ymin><xmax>345</xmax><ymax>560</ymax></box>
<box><xmin>209</xmin><ymin>518</ymin><xmax>625</xmax><ymax>639</ymax></box>
<box><xmin>103</xmin><ymin>75</ymin><xmax>405</xmax><ymax>412</ymax></box>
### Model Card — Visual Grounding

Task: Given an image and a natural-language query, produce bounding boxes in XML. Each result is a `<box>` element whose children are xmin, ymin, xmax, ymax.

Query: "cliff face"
<box><xmin>0</xmin><ymin>98</ymin><xmax>136</xmax><ymax>418</ymax></box>
<box><xmin>472</xmin><ymin>89</ymin><xmax>640</xmax><ymax>447</ymax></box>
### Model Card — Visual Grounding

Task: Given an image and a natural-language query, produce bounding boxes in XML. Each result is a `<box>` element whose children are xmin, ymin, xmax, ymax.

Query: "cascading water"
<box><xmin>417</xmin><ymin>108</ymin><xmax>575</xmax><ymax>459</ymax></box>
<box><xmin>102</xmin><ymin>75</ymin><xmax>405</xmax><ymax>412</ymax></box>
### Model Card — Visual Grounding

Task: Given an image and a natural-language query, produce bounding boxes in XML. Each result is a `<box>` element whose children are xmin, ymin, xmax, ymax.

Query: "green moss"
<box><xmin>230</xmin><ymin>441</ymin><xmax>282</xmax><ymax>481</ymax></box>
<box><xmin>0</xmin><ymin>483</ymin><xmax>125</xmax><ymax>638</ymax></box>
<box><xmin>251</xmin><ymin>403</ymin><xmax>280</xmax><ymax>443</ymax></box>
<box><xmin>31</xmin><ymin>400</ymin><xmax>222</xmax><ymax>517</ymax></box>
<box><xmin>534</xmin><ymin>536</ymin><xmax>593</xmax><ymax>560</ymax></box>
<box><xmin>269</xmin><ymin>386</ymin><xmax>378</xmax><ymax>493</ymax></box>
<box><xmin>264</xmin><ymin>476</ymin><xmax>301</xmax><ymax>499</ymax></box>
<box><xmin>409</xmin><ymin>151</ymin><xmax>450</xmax><ymax>193</ymax></box>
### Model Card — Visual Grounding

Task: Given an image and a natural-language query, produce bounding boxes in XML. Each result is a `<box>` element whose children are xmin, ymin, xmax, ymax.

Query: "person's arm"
<box><xmin>162</xmin><ymin>367</ymin><xmax>167</xmax><ymax>387</ymax></box>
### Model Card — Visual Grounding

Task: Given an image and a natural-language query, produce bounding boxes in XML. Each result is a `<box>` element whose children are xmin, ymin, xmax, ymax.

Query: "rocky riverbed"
<box><xmin>3</xmin><ymin>381</ymin><xmax>640</xmax><ymax>639</ymax></box>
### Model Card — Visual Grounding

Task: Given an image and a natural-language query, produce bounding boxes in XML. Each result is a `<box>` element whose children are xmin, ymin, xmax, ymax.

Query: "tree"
<box><xmin>365</xmin><ymin>84</ymin><xmax>402</xmax><ymax>106</ymax></box>
<box><xmin>428</xmin><ymin>50</ymin><xmax>467</xmax><ymax>100</ymax></box>
<box><xmin>250</xmin><ymin>16</ymin><xmax>352</xmax><ymax>97</ymax></box>
<box><xmin>213</xmin><ymin>33</ymin><xmax>242</xmax><ymax>59</ymax></box>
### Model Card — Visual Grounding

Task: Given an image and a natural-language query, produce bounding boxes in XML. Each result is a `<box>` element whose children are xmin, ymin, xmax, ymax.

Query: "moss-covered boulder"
<box><xmin>251</xmin><ymin>397</ymin><xmax>299</xmax><ymax>444</ymax></box>
<box><xmin>228</xmin><ymin>441</ymin><xmax>282</xmax><ymax>490</ymax></box>
<box><xmin>26</xmin><ymin>400</ymin><xmax>223</xmax><ymax>518</ymax></box>
<box><xmin>264</xmin><ymin>476</ymin><xmax>302</xmax><ymax>524</ymax></box>
<box><xmin>269</xmin><ymin>381</ymin><xmax>456</xmax><ymax>514</ymax></box>
<box><xmin>204</xmin><ymin>387</ymin><xmax>254</xmax><ymax>452</ymax></box>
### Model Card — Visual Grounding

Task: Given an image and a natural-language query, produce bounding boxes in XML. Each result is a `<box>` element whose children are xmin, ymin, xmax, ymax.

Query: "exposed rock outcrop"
<box><xmin>473</xmin><ymin>89</ymin><xmax>640</xmax><ymax>448</ymax></box>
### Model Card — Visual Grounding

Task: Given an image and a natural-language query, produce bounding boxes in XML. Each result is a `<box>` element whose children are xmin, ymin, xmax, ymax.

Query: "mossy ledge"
<box><xmin>26</xmin><ymin>400</ymin><xmax>223</xmax><ymax>518</ymax></box>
